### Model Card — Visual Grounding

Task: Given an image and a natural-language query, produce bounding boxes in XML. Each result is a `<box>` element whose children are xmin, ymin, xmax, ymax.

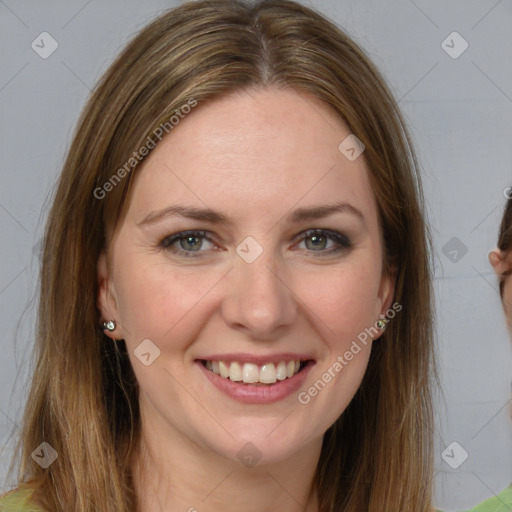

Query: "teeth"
<box><xmin>242</xmin><ymin>363</ymin><xmax>259</xmax><ymax>383</ymax></box>
<box><xmin>259</xmin><ymin>363</ymin><xmax>277</xmax><ymax>384</ymax></box>
<box><xmin>219</xmin><ymin>361</ymin><xmax>229</xmax><ymax>378</ymax></box>
<box><xmin>204</xmin><ymin>359</ymin><xmax>303</xmax><ymax>384</ymax></box>
<box><xmin>276</xmin><ymin>361</ymin><xmax>287</xmax><ymax>381</ymax></box>
<box><xmin>229</xmin><ymin>361</ymin><xmax>243</xmax><ymax>381</ymax></box>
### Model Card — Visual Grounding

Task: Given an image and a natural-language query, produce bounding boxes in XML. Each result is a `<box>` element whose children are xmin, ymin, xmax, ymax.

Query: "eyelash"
<box><xmin>159</xmin><ymin>229</ymin><xmax>352</xmax><ymax>258</ymax></box>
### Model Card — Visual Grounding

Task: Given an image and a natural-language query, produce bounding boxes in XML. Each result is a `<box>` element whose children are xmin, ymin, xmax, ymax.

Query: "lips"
<box><xmin>195</xmin><ymin>353</ymin><xmax>315</xmax><ymax>404</ymax></box>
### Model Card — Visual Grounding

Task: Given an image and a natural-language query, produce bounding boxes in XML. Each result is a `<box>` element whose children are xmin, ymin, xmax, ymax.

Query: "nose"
<box><xmin>220</xmin><ymin>245</ymin><xmax>298</xmax><ymax>341</ymax></box>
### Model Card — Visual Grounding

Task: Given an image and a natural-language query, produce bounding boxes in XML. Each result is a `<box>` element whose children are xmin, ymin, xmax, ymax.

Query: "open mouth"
<box><xmin>198</xmin><ymin>359</ymin><xmax>312</xmax><ymax>385</ymax></box>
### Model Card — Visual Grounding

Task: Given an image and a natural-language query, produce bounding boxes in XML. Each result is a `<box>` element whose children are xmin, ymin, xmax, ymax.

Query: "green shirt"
<box><xmin>2</xmin><ymin>484</ymin><xmax>511</xmax><ymax>511</ymax></box>
<box><xmin>0</xmin><ymin>488</ymin><xmax>42</xmax><ymax>512</ymax></box>
<box><xmin>456</xmin><ymin>484</ymin><xmax>512</xmax><ymax>512</ymax></box>
<box><xmin>435</xmin><ymin>485</ymin><xmax>512</xmax><ymax>512</ymax></box>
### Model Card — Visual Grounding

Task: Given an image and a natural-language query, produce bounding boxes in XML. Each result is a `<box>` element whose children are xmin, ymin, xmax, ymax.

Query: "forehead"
<box><xmin>125</xmin><ymin>87</ymin><xmax>379</xmax><ymax>230</ymax></box>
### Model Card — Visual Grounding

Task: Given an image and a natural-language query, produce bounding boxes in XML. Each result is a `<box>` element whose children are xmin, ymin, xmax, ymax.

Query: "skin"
<box><xmin>97</xmin><ymin>87</ymin><xmax>396</xmax><ymax>512</ymax></box>
<box><xmin>489</xmin><ymin>249</ymin><xmax>512</xmax><ymax>331</ymax></box>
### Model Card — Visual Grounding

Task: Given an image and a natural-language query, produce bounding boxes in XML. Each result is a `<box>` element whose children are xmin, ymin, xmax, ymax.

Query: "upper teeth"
<box><xmin>205</xmin><ymin>360</ymin><xmax>301</xmax><ymax>384</ymax></box>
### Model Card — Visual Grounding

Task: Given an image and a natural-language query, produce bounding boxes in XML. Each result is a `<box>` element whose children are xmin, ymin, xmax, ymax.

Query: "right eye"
<box><xmin>160</xmin><ymin>230</ymin><xmax>218</xmax><ymax>257</ymax></box>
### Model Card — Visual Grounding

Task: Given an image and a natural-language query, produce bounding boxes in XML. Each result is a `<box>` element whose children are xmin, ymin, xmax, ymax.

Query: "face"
<box><xmin>97</xmin><ymin>87</ymin><xmax>396</xmax><ymax>466</ymax></box>
<box><xmin>489</xmin><ymin>249</ymin><xmax>512</xmax><ymax>331</ymax></box>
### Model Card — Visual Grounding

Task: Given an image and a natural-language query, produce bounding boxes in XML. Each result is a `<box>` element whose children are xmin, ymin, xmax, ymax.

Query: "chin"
<box><xmin>202</xmin><ymin>418</ymin><xmax>318</xmax><ymax>467</ymax></box>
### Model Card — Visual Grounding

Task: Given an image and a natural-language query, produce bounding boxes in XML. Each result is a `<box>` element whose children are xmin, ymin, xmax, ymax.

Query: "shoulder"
<box><xmin>467</xmin><ymin>483</ymin><xmax>512</xmax><ymax>511</ymax></box>
<box><xmin>436</xmin><ymin>483</ymin><xmax>512</xmax><ymax>512</ymax></box>
<box><xmin>0</xmin><ymin>486</ymin><xmax>43</xmax><ymax>512</ymax></box>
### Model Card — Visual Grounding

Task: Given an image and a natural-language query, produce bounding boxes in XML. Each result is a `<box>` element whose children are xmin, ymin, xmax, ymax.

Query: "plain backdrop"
<box><xmin>0</xmin><ymin>1</ymin><xmax>511</xmax><ymax>510</ymax></box>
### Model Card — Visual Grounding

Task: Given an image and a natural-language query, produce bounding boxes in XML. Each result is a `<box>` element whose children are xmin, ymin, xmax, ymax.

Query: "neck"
<box><xmin>130</xmin><ymin>412</ymin><xmax>322</xmax><ymax>512</ymax></box>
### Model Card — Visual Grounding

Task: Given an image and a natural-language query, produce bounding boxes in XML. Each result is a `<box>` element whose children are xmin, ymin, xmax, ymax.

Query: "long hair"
<box><xmin>498</xmin><ymin>189</ymin><xmax>512</xmax><ymax>297</ymax></box>
<box><xmin>498</xmin><ymin>190</ymin><xmax>512</xmax><ymax>253</ymax></box>
<box><xmin>6</xmin><ymin>1</ymin><xmax>436</xmax><ymax>510</ymax></box>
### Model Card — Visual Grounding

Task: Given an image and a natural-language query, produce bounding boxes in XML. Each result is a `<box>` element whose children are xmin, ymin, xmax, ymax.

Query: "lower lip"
<box><xmin>196</xmin><ymin>361</ymin><xmax>315</xmax><ymax>404</ymax></box>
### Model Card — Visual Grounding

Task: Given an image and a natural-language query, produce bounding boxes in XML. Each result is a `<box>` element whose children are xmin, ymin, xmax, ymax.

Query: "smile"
<box><xmin>202</xmin><ymin>359</ymin><xmax>305</xmax><ymax>384</ymax></box>
<box><xmin>196</xmin><ymin>356</ymin><xmax>315</xmax><ymax>404</ymax></box>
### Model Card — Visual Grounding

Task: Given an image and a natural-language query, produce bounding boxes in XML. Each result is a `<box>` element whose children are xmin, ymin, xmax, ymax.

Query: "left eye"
<box><xmin>160</xmin><ymin>230</ymin><xmax>215</xmax><ymax>255</ymax></box>
<box><xmin>296</xmin><ymin>229</ymin><xmax>351</xmax><ymax>252</ymax></box>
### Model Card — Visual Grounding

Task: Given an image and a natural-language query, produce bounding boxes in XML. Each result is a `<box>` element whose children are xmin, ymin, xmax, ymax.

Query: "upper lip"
<box><xmin>196</xmin><ymin>353</ymin><xmax>316</xmax><ymax>365</ymax></box>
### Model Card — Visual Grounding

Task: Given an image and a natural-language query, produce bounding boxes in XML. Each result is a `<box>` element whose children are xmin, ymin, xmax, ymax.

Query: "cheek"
<box><xmin>293</xmin><ymin>260</ymin><xmax>382</xmax><ymax>340</ymax></box>
<box><xmin>114</xmin><ymin>256</ymin><xmax>226</xmax><ymax>349</ymax></box>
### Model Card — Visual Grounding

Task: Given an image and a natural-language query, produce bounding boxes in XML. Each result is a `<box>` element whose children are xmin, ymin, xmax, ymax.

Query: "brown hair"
<box><xmin>6</xmin><ymin>1</ymin><xmax>437</xmax><ymax>510</ymax></box>
<box><xmin>498</xmin><ymin>190</ymin><xmax>512</xmax><ymax>296</ymax></box>
<box><xmin>498</xmin><ymin>191</ymin><xmax>512</xmax><ymax>253</ymax></box>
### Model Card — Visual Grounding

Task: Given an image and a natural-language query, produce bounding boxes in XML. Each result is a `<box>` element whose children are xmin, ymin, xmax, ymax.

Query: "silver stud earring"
<box><xmin>376</xmin><ymin>319</ymin><xmax>386</xmax><ymax>331</ymax></box>
<box><xmin>102</xmin><ymin>320</ymin><xmax>116</xmax><ymax>332</ymax></box>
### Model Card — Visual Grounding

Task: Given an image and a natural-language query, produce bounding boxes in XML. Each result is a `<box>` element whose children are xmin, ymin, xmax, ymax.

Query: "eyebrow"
<box><xmin>137</xmin><ymin>201</ymin><xmax>365</xmax><ymax>227</ymax></box>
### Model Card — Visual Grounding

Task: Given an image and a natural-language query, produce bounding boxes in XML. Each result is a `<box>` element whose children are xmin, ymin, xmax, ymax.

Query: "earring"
<box><xmin>376</xmin><ymin>319</ymin><xmax>386</xmax><ymax>331</ymax></box>
<box><xmin>102</xmin><ymin>320</ymin><xmax>116</xmax><ymax>332</ymax></box>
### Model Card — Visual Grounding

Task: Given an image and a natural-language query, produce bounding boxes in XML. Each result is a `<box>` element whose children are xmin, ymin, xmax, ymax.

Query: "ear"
<box><xmin>373</xmin><ymin>264</ymin><xmax>398</xmax><ymax>339</ymax></box>
<box><xmin>377</xmin><ymin>264</ymin><xmax>398</xmax><ymax>316</ymax></box>
<box><xmin>97</xmin><ymin>251</ymin><xmax>122</xmax><ymax>340</ymax></box>
<box><xmin>489</xmin><ymin>249</ymin><xmax>507</xmax><ymax>276</ymax></box>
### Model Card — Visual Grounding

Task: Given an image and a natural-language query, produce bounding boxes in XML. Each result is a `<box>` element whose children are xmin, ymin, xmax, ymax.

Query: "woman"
<box><xmin>461</xmin><ymin>195</ymin><xmax>512</xmax><ymax>511</ymax></box>
<box><xmin>489</xmin><ymin>192</ymin><xmax>512</xmax><ymax>331</ymax></box>
<box><xmin>0</xmin><ymin>0</ymin><xmax>437</xmax><ymax>510</ymax></box>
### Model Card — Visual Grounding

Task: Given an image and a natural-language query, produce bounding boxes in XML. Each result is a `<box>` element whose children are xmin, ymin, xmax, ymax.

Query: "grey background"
<box><xmin>1</xmin><ymin>0</ymin><xmax>511</xmax><ymax>510</ymax></box>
